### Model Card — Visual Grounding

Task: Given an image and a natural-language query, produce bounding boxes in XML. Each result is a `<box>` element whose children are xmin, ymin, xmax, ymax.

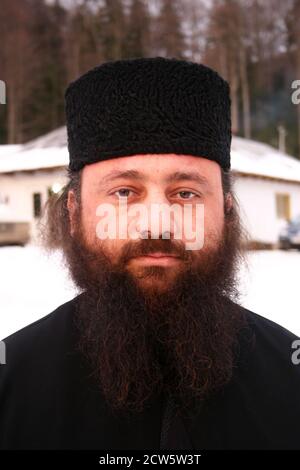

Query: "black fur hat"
<box><xmin>65</xmin><ymin>57</ymin><xmax>231</xmax><ymax>171</ymax></box>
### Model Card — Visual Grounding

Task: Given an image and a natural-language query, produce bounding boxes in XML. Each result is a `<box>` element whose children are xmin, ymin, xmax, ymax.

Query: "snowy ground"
<box><xmin>0</xmin><ymin>245</ymin><xmax>299</xmax><ymax>339</ymax></box>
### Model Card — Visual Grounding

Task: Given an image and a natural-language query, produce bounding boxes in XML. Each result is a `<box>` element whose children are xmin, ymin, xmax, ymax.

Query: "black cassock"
<box><xmin>0</xmin><ymin>294</ymin><xmax>300</xmax><ymax>450</ymax></box>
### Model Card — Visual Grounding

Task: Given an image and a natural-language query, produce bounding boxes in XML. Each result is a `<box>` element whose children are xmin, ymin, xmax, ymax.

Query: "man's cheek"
<box><xmin>101</xmin><ymin>240</ymin><xmax>123</xmax><ymax>262</ymax></box>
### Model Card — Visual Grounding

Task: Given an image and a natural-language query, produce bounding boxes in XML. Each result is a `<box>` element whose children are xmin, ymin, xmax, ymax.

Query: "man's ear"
<box><xmin>67</xmin><ymin>190</ymin><xmax>77</xmax><ymax>236</ymax></box>
<box><xmin>225</xmin><ymin>192</ymin><xmax>233</xmax><ymax>215</ymax></box>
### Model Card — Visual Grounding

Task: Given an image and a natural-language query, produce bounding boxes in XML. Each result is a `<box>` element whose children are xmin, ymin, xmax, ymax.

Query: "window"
<box><xmin>276</xmin><ymin>193</ymin><xmax>291</xmax><ymax>220</ymax></box>
<box><xmin>33</xmin><ymin>193</ymin><xmax>42</xmax><ymax>218</ymax></box>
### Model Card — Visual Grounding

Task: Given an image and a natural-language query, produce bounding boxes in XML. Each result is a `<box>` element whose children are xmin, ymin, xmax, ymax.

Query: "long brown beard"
<box><xmin>63</xmin><ymin>204</ymin><xmax>247</xmax><ymax>418</ymax></box>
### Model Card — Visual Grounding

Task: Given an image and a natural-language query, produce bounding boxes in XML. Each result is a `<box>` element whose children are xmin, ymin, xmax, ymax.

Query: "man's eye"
<box><xmin>176</xmin><ymin>191</ymin><xmax>198</xmax><ymax>199</ymax></box>
<box><xmin>113</xmin><ymin>188</ymin><xmax>134</xmax><ymax>198</ymax></box>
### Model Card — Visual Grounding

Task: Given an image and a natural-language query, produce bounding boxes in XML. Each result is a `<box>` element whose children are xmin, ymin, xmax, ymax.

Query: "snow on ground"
<box><xmin>0</xmin><ymin>245</ymin><xmax>78</xmax><ymax>339</ymax></box>
<box><xmin>0</xmin><ymin>245</ymin><xmax>299</xmax><ymax>339</ymax></box>
<box><xmin>238</xmin><ymin>250</ymin><xmax>300</xmax><ymax>335</ymax></box>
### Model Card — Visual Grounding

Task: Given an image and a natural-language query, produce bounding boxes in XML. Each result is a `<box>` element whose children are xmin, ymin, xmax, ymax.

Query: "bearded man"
<box><xmin>1</xmin><ymin>57</ymin><xmax>300</xmax><ymax>450</ymax></box>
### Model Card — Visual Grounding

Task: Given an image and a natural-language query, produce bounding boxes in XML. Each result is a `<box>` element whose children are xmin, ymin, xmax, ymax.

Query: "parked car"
<box><xmin>278</xmin><ymin>214</ymin><xmax>300</xmax><ymax>250</ymax></box>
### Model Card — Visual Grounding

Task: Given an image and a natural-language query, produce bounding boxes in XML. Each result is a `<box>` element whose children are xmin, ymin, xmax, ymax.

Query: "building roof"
<box><xmin>0</xmin><ymin>128</ymin><xmax>68</xmax><ymax>173</ymax></box>
<box><xmin>231</xmin><ymin>137</ymin><xmax>300</xmax><ymax>183</ymax></box>
<box><xmin>1</xmin><ymin>127</ymin><xmax>300</xmax><ymax>183</ymax></box>
<box><xmin>0</xmin><ymin>144</ymin><xmax>22</xmax><ymax>157</ymax></box>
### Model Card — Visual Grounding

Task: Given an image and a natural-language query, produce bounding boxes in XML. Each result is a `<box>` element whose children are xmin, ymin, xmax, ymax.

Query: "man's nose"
<box><xmin>135</xmin><ymin>190</ymin><xmax>176</xmax><ymax>240</ymax></box>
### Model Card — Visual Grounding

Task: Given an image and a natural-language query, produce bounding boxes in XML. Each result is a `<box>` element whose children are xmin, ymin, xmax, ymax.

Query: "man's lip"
<box><xmin>128</xmin><ymin>253</ymin><xmax>182</xmax><ymax>266</ymax></box>
<box><xmin>135</xmin><ymin>252</ymin><xmax>179</xmax><ymax>258</ymax></box>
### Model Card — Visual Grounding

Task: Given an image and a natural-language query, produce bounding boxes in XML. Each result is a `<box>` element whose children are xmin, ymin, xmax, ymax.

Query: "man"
<box><xmin>0</xmin><ymin>57</ymin><xmax>300</xmax><ymax>450</ymax></box>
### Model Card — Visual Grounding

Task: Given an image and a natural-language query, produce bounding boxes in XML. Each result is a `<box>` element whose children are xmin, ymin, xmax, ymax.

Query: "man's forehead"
<box><xmin>83</xmin><ymin>153</ymin><xmax>221</xmax><ymax>184</ymax></box>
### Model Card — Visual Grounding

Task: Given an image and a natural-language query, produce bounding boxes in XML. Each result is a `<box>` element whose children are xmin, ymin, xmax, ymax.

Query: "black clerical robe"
<box><xmin>0</xmin><ymin>294</ymin><xmax>300</xmax><ymax>450</ymax></box>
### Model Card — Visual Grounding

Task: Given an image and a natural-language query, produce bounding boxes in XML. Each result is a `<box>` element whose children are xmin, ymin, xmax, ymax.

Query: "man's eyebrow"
<box><xmin>164</xmin><ymin>171</ymin><xmax>210</xmax><ymax>187</ymax></box>
<box><xmin>102</xmin><ymin>169</ymin><xmax>144</xmax><ymax>182</ymax></box>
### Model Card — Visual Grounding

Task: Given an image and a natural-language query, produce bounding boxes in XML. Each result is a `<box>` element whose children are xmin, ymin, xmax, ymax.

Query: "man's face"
<box><xmin>63</xmin><ymin>154</ymin><xmax>244</xmax><ymax>416</ymax></box>
<box><xmin>68</xmin><ymin>154</ymin><xmax>226</xmax><ymax>294</ymax></box>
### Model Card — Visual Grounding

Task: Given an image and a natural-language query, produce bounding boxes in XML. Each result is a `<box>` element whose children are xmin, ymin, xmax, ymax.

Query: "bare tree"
<box><xmin>153</xmin><ymin>0</ymin><xmax>186</xmax><ymax>58</ymax></box>
<box><xmin>0</xmin><ymin>0</ymin><xmax>34</xmax><ymax>142</ymax></box>
<box><xmin>204</xmin><ymin>0</ymin><xmax>252</xmax><ymax>137</ymax></box>
<box><xmin>124</xmin><ymin>0</ymin><xmax>152</xmax><ymax>58</ymax></box>
<box><xmin>286</xmin><ymin>0</ymin><xmax>300</xmax><ymax>157</ymax></box>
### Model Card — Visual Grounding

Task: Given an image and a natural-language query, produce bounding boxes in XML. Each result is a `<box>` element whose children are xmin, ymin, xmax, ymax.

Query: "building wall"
<box><xmin>234</xmin><ymin>175</ymin><xmax>300</xmax><ymax>244</ymax></box>
<box><xmin>0</xmin><ymin>169</ymin><xmax>67</xmax><ymax>242</ymax></box>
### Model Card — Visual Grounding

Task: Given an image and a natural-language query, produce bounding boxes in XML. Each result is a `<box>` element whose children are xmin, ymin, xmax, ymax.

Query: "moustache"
<box><xmin>118</xmin><ymin>238</ymin><xmax>193</xmax><ymax>265</ymax></box>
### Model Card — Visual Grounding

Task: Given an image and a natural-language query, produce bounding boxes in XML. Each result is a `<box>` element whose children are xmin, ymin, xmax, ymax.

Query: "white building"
<box><xmin>0</xmin><ymin>126</ymin><xmax>300</xmax><ymax>246</ymax></box>
<box><xmin>231</xmin><ymin>137</ymin><xmax>300</xmax><ymax>246</ymax></box>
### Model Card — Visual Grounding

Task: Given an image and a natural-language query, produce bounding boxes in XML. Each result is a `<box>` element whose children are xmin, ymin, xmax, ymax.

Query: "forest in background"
<box><xmin>0</xmin><ymin>0</ymin><xmax>300</xmax><ymax>159</ymax></box>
